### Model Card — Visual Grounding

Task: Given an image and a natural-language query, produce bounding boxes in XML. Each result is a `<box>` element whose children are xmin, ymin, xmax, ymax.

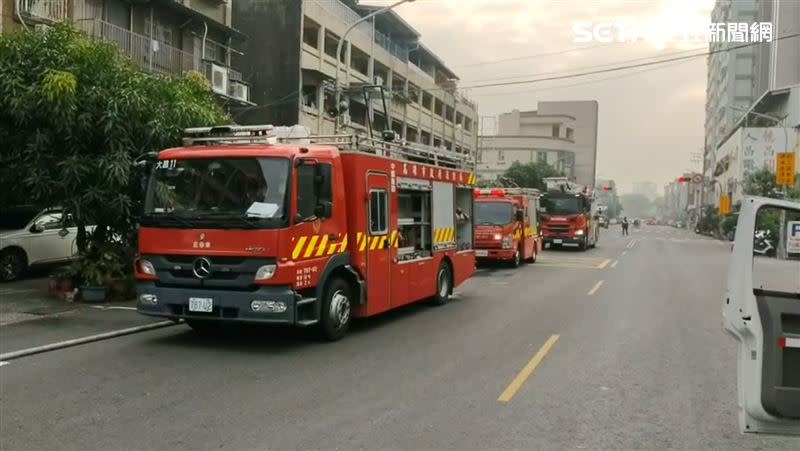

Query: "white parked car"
<box><xmin>0</xmin><ymin>206</ymin><xmax>81</xmax><ymax>281</ymax></box>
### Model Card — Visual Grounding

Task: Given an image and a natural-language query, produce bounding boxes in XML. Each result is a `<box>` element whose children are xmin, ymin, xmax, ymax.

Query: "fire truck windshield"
<box><xmin>142</xmin><ymin>157</ymin><xmax>290</xmax><ymax>229</ymax></box>
<box><xmin>541</xmin><ymin>195</ymin><xmax>583</xmax><ymax>215</ymax></box>
<box><xmin>475</xmin><ymin>202</ymin><xmax>513</xmax><ymax>226</ymax></box>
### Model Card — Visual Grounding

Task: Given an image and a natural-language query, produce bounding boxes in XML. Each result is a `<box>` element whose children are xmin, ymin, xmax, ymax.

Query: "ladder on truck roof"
<box><xmin>543</xmin><ymin>177</ymin><xmax>586</xmax><ymax>195</ymax></box>
<box><xmin>181</xmin><ymin>125</ymin><xmax>474</xmax><ymax>170</ymax></box>
<box><xmin>477</xmin><ymin>187</ymin><xmax>540</xmax><ymax>196</ymax></box>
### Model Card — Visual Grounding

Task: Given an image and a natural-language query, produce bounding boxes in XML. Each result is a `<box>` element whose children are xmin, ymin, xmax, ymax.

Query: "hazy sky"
<box><xmin>362</xmin><ymin>0</ymin><xmax>714</xmax><ymax>194</ymax></box>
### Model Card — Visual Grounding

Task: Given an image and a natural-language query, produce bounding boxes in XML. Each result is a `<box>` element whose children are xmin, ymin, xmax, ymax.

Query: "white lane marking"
<box><xmin>587</xmin><ymin>280</ymin><xmax>604</xmax><ymax>296</ymax></box>
<box><xmin>621</xmin><ymin>250</ymin><xmax>628</xmax><ymax>256</ymax></box>
<box><xmin>0</xmin><ymin>320</ymin><xmax>178</xmax><ymax>362</ymax></box>
<box><xmin>88</xmin><ymin>306</ymin><xmax>137</xmax><ymax>311</ymax></box>
<box><xmin>610</xmin><ymin>260</ymin><xmax>619</xmax><ymax>268</ymax></box>
<box><xmin>0</xmin><ymin>361</ymin><xmax>8</xmax><ymax>367</ymax></box>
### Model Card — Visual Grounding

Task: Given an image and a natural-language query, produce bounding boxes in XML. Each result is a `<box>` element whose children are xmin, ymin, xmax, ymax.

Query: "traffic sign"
<box><xmin>775</xmin><ymin>152</ymin><xmax>795</xmax><ymax>186</ymax></box>
<box><xmin>692</xmin><ymin>174</ymin><xmax>702</xmax><ymax>184</ymax></box>
<box><xmin>720</xmin><ymin>195</ymin><xmax>731</xmax><ymax>215</ymax></box>
<box><xmin>788</xmin><ymin>221</ymin><xmax>800</xmax><ymax>255</ymax></box>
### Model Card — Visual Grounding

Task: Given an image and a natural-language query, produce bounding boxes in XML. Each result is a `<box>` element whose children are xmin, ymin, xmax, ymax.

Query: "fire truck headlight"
<box><xmin>574</xmin><ymin>229</ymin><xmax>585</xmax><ymax>236</ymax></box>
<box><xmin>493</xmin><ymin>233</ymin><xmax>502</xmax><ymax>240</ymax></box>
<box><xmin>138</xmin><ymin>259</ymin><xmax>156</xmax><ymax>276</ymax></box>
<box><xmin>250</xmin><ymin>300</ymin><xmax>287</xmax><ymax>313</ymax></box>
<box><xmin>502</xmin><ymin>235</ymin><xmax>513</xmax><ymax>249</ymax></box>
<box><xmin>255</xmin><ymin>264</ymin><xmax>277</xmax><ymax>281</ymax></box>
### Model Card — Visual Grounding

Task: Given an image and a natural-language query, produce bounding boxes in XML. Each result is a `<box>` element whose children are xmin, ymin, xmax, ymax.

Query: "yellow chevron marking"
<box><xmin>370</xmin><ymin>236</ymin><xmax>380</xmax><ymax>250</ymax></box>
<box><xmin>449</xmin><ymin>227</ymin><xmax>456</xmax><ymax>242</ymax></box>
<box><xmin>445</xmin><ymin>228</ymin><xmax>453</xmax><ymax>242</ymax></box>
<box><xmin>292</xmin><ymin>236</ymin><xmax>307</xmax><ymax>260</ymax></box>
<box><xmin>338</xmin><ymin>234</ymin><xmax>348</xmax><ymax>252</ymax></box>
<box><xmin>379</xmin><ymin>236</ymin><xmax>387</xmax><ymax>248</ymax></box>
<box><xmin>435</xmin><ymin>228</ymin><xmax>443</xmax><ymax>243</ymax></box>
<box><xmin>303</xmin><ymin>235</ymin><xmax>319</xmax><ymax>258</ymax></box>
<box><xmin>327</xmin><ymin>241</ymin><xmax>338</xmax><ymax>255</ymax></box>
<box><xmin>360</xmin><ymin>233</ymin><xmax>367</xmax><ymax>251</ymax></box>
<box><xmin>390</xmin><ymin>230</ymin><xmax>397</xmax><ymax>247</ymax></box>
<box><xmin>315</xmin><ymin>234</ymin><xmax>329</xmax><ymax>257</ymax></box>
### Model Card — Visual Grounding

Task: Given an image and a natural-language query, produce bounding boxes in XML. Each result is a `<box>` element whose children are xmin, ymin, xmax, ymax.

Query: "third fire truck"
<box><xmin>135</xmin><ymin>125</ymin><xmax>477</xmax><ymax>340</ymax></box>
<box><xmin>540</xmin><ymin>177</ymin><xmax>599</xmax><ymax>250</ymax></box>
<box><xmin>473</xmin><ymin>188</ymin><xmax>542</xmax><ymax>267</ymax></box>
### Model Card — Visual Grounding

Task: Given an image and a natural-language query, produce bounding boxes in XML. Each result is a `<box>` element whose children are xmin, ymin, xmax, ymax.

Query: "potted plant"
<box><xmin>79</xmin><ymin>257</ymin><xmax>108</xmax><ymax>303</ymax></box>
<box><xmin>49</xmin><ymin>263</ymin><xmax>78</xmax><ymax>301</ymax></box>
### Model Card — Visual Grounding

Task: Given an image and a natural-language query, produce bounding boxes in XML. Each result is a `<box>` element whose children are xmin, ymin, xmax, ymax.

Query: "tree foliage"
<box><xmin>619</xmin><ymin>193</ymin><xmax>654</xmax><ymax>218</ymax></box>
<box><xmin>502</xmin><ymin>161</ymin><xmax>562</xmax><ymax>190</ymax></box>
<box><xmin>0</xmin><ymin>25</ymin><xmax>226</xmax><ymax>274</ymax></box>
<box><xmin>742</xmin><ymin>168</ymin><xmax>800</xmax><ymax>200</ymax></box>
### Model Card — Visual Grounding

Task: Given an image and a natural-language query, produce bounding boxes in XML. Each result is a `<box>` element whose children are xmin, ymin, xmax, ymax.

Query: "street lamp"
<box><xmin>333</xmin><ymin>0</ymin><xmax>417</xmax><ymax>134</ymax></box>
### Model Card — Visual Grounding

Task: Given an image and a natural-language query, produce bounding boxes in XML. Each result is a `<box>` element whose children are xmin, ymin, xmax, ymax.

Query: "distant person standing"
<box><xmin>622</xmin><ymin>217</ymin><xmax>630</xmax><ymax>236</ymax></box>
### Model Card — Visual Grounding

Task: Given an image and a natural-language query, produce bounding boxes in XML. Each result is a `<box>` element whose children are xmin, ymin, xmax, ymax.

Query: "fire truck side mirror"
<box><xmin>315</xmin><ymin>201</ymin><xmax>332</xmax><ymax>219</ymax></box>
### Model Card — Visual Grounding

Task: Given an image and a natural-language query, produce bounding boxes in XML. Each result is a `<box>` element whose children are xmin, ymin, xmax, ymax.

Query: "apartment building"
<box><xmin>1</xmin><ymin>0</ymin><xmax>250</xmax><ymax>105</ymax></box>
<box><xmin>232</xmin><ymin>0</ymin><xmax>478</xmax><ymax>155</ymax></box>
<box><xmin>477</xmin><ymin>101</ymin><xmax>598</xmax><ymax>187</ymax></box>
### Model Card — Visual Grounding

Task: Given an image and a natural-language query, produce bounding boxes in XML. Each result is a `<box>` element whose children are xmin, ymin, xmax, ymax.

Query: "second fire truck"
<box><xmin>473</xmin><ymin>188</ymin><xmax>542</xmax><ymax>267</ymax></box>
<box><xmin>135</xmin><ymin>125</ymin><xmax>477</xmax><ymax>340</ymax></box>
<box><xmin>540</xmin><ymin>177</ymin><xmax>599</xmax><ymax>250</ymax></box>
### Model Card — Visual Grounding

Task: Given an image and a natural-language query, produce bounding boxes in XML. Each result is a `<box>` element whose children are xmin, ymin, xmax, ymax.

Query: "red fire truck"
<box><xmin>135</xmin><ymin>125</ymin><xmax>477</xmax><ymax>340</ymax></box>
<box><xmin>473</xmin><ymin>188</ymin><xmax>542</xmax><ymax>267</ymax></box>
<box><xmin>540</xmin><ymin>177</ymin><xmax>599</xmax><ymax>250</ymax></box>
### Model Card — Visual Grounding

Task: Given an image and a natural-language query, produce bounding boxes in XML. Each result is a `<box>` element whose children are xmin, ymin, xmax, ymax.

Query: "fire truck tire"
<box><xmin>319</xmin><ymin>277</ymin><xmax>352</xmax><ymax>341</ymax></box>
<box><xmin>578</xmin><ymin>236</ymin><xmax>588</xmax><ymax>251</ymax></box>
<box><xmin>525</xmin><ymin>249</ymin><xmax>537</xmax><ymax>263</ymax></box>
<box><xmin>431</xmin><ymin>262</ymin><xmax>452</xmax><ymax>306</ymax></box>
<box><xmin>510</xmin><ymin>249</ymin><xmax>521</xmax><ymax>268</ymax></box>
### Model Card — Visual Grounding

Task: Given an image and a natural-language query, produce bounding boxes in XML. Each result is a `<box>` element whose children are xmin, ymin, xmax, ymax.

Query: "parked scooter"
<box><xmin>753</xmin><ymin>229</ymin><xmax>775</xmax><ymax>257</ymax></box>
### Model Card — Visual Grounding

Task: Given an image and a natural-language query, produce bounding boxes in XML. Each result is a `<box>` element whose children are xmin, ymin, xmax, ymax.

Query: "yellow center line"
<box><xmin>498</xmin><ymin>334</ymin><xmax>560</xmax><ymax>403</ymax></box>
<box><xmin>596</xmin><ymin>258</ymin><xmax>611</xmax><ymax>269</ymax></box>
<box><xmin>587</xmin><ymin>280</ymin><xmax>604</xmax><ymax>296</ymax></box>
<box><xmin>610</xmin><ymin>260</ymin><xmax>619</xmax><ymax>268</ymax></box>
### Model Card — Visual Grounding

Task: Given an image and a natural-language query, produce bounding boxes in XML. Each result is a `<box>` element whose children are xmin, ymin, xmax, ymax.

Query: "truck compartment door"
<box><xmin>432</xmin><ymin>181</ymin><xmax>455</xmax><ymax>251</ymax></box>
<box><xmin>724</xmin><ymin>196</ymin><xmax>800</xmax><ymax>435</ymax></box>
<box><xmin>366</xmin><ymin>172</ymin><xmax>392</xmax><ymax>314</ymax></box>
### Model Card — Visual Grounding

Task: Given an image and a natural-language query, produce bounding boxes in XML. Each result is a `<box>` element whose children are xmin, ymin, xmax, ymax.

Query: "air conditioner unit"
<box><xmin>229</xmin><ymin>82</ymin><xmax>249</xmax><ymax>103</ymax></box>
<box><xmin>207</xmin><ymin>63</ymin><xmax>228</xmax><ymax>96</ymax></box>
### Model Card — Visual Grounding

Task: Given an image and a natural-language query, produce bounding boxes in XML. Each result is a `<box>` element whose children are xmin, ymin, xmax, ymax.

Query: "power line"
<box><xmin>461</xmin><ymin>33</ymin><xmax>800</xmax><ymax>90</ymax></box>
<box><xmin>469</xmin><ymin>57</ymin><xmax>698</xmax><ymax>98</ymax></box>
<box><xmin>452</xmin><ymin>42</ymin><xmax>620</xmax><ymax>68</ymax></box>
<box><xmin>461</xmin><ymin>45</ymin><xmax>707</xmax><ymax>84</ymax></box>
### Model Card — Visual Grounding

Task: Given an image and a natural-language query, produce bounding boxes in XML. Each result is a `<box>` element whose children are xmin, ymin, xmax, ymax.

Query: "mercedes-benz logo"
<box><xmin>192</xmin><ymin>257</ymin><xmax>212</xmax><ymax>279</ymax></box>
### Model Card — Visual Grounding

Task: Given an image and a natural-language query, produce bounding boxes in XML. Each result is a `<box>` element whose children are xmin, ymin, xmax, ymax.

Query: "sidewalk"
<box><xmin>0</xmin><ymin>276</ymin><xmax>170</xmax><ymax>357</ymax></box>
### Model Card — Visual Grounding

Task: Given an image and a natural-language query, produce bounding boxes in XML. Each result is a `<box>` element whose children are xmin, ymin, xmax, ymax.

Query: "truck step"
<box><xmin>296</xmin><ymin>319</ymin><xmax>319</xmax><ymax>327</ymax></box>
<box><xmin>297</xmin><ymin>297</ymin><xmax>316</xmax><ymax>306</ymax></box>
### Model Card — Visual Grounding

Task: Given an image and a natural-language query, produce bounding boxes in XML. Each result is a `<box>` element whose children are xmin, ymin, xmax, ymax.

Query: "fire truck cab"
<box><xmin>473</xmin><ymin>188</ymin><xmax>542</xmax><ymax>267</ymax></box>
<box><xmin>540</xmin><ymin>177</ymin><xmax>599</xmax><ymax>250</ymax></box>
<box><xmin>135</xmin><ymin>125</ymin><xmax>477</xmax><ymax>340</ymax></box>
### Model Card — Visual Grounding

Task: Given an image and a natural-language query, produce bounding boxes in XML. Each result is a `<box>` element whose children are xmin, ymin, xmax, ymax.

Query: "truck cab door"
<box><xmin>723</xmin><ymin>196</ymin><xmax>800</xmax><ymax>435</ymax></box>
<box><xmin>366</xmin><ymin>172</ymin><xmax>392</xmax><ymax>312</ymax></box>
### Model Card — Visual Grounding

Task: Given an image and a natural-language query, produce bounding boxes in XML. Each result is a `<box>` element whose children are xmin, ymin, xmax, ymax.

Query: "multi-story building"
<box><xmin>232</xmin><ymin>0</ymin><xmax>477</xmax><ymax>155</ymax></box>
<box><xmin>477</xmin><ymin>101</ymin><xmax>598</xmax><ymax>187</ymax></box>
<box><xmin>705</xmin><ymin>0</ymin><xmax>800</xmax><ymax>201</ymax></box>
<box><xmin>1</xmin><ymin>0</ymin><xmax>251</xmax><ymax>105</ymax></box>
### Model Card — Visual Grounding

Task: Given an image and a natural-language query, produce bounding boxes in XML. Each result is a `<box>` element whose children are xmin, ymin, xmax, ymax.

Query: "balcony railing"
<box><xmin>312</xmin><ymin>0</ymin><xmax>408</xmax><ymax>62</ymax></box>
<box><xmin>18</xmin><ymin>0</ymin><xmax>68</xmax><ymax>23</ymax></box>
<box><xmin>77</xmin><ymin>19</ymin><xmax>194</xmax><ymax>77</ymax></box>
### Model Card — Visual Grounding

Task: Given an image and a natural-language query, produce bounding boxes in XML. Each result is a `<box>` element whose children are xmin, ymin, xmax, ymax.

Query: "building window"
<box><xmin>433</xmin><ymin>136</ymin><xmax>442</xmax><ymax>148</ymax></box>
<box><xmin>303</xmin><ymin>17</ymin><xmax>320</xmax><ymax>49</ymax></box>
<box><xmin>422</xmin><ymin>92</ymin><xmax>433</xmax><ymax>111</ymax></box>
<box><xmin>302</xmin><ymin>85</ymin><xmax>317</xmax><ymax>109</ymax></box>
<box><xmin>433</xmin><ymin>98</ymin><xmax>443</xmax><ymax>117</ymax></box>
<box><xmin>537</xmin><ymin>152</ymin><xmax>546</xmax><ymax>163</ymax></box>
<box><xmin>498</xmin><ymin>150</ymin><xmax>505</xmax><ymax>162</ymax></box>
<box><xmin>324</xmin><ymin>30</ymin><xmax>340</xmax><ymax>60</ymax></box>
<box><xmin>552</xmin><ymin>124</ymin><xmax>560</xmax><ymax>137</ymax></box>
<box><xmin>444</xmin><ymin>140</ymin><xmax>452</xmax><ymax>150</ymax></box>
<box><xmin>408</xmin><ymin>83</ymin><xmax>420</xmax><ymax>104</ymax></box>
<box><xmin>566</xmin><ymin>128</ymin><xmax>574</xmax><ymax>140</ymax></box>
<box><xmin>464</xmin><ymin>118</ymin><xmax>472</xmax><ymax>132</ymax></box>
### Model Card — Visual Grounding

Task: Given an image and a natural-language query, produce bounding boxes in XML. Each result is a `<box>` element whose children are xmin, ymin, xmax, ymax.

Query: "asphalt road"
<box><xmin>1</xmin><ymin>226</ymin><xmax>798</xmax><ymax>450</ymax></box>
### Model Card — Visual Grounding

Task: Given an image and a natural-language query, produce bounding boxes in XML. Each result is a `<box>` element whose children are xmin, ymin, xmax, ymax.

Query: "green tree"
<box><xmin>743</xmin><ymin>168</ymin><xmax>800</xmax><ymax>200</ymax></box>
<box><xmin>0</xmin><ymin>25</ymin><xmax>226</xmax><ymax>275</ymax></box>
<box><xmin>502</xmin><ymin>161</ymin><xmax>562</xmax><ymax>190</ymax></box>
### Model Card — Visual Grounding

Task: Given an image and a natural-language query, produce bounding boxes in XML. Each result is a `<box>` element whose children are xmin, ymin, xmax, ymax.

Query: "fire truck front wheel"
<box><xmin>319</xmin><ymin>277</ymin><xmax>352</xmax><ymax>341</ymax></box>
<box><xmin>431</xmin><ymin>262</ymin><xmax>453</xmax><ymax>306</ymax></box>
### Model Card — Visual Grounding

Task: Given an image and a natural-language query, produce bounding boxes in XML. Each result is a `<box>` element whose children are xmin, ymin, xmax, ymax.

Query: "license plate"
<box><xmin>553</xmin><ymin>239</ymin><xmax>563</xmax><ymax>244</ymax></box>
<box><xmin>475</xmin><ymin>250</ymin><xmax>488</xmax><ymax>257</ymax></box>
<box><xmin>189</xmin><ymin>297</ymin><xmax>213</xmax><ymax>313</ymax></box>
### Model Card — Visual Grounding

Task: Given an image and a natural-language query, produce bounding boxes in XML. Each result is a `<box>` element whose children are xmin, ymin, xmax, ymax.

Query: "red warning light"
<box><xmin>678</xmin><ymin>177</ymin><xmax>689</xmax><ymax>183</ymax></box>
<box><xmin>490</xmin><ymin>189</ymin><xmax>506</xmax><ymax>196</ymax></box>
